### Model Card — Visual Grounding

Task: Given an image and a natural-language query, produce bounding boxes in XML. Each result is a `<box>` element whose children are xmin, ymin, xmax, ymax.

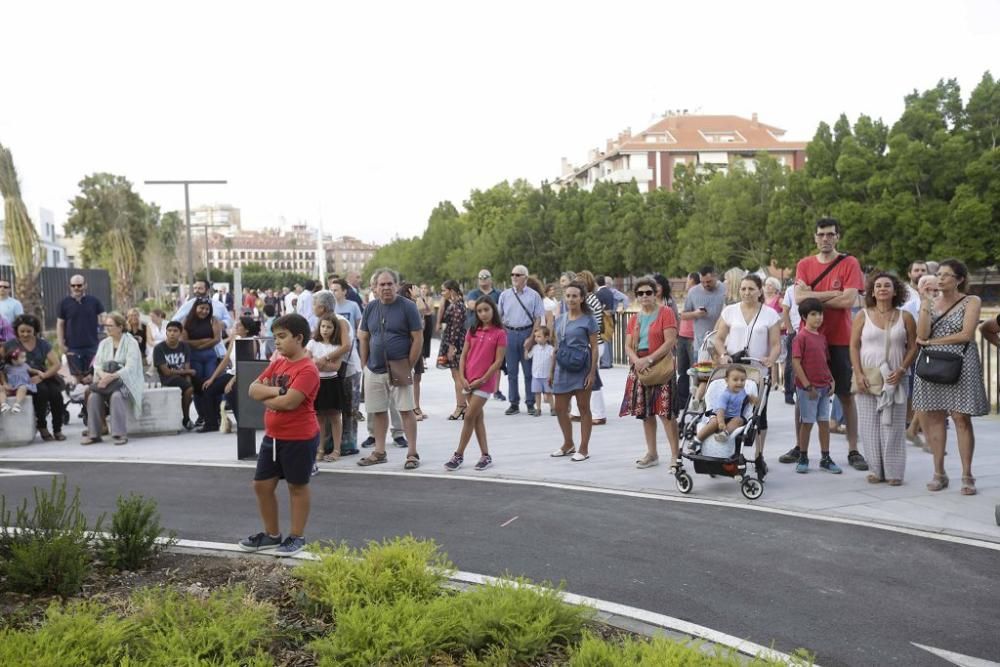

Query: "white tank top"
<box><xmin>860</xmin><ymin>309</ymin><xmax>907</xmax><ymax>369</ymax></box>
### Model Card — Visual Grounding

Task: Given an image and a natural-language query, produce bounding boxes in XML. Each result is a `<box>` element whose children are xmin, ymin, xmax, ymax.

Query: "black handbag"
<box><xmin>914</xmin><ymin>298</ymin><xmax>968</xmax><ymax>385</ymax></box>
<box><xmin>92</xmin><ymin>360</ymin><xmax>124</xmax><ymax>396</ymax></box>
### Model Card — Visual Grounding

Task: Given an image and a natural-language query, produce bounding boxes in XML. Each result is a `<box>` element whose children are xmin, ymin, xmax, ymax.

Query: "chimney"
<box><xmin>751</xmin><ymin>112</ymin><xmax>759</xmax><ymax>127</ymax></box>
<box><xmin>561</xmin><ymin>157</ymin><xmax>573</xmax><ymax>176</ymax></box>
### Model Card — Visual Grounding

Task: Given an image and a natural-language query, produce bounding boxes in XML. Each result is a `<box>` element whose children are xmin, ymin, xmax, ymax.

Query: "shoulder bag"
<box><xmin>638</xmin><ymin>307</ymin><xmax>675</xmax><ymax>386</ymax></box>
<box><xmin>510</xmin><ymin>288</ymin><xmax>537</xmax><ymax>328</ymax></box>
<box><xmin>555</xmin><ymin>315</ymin><xmax>590</xmax><ymax>372</ymax></box>
<box><xmin>851</xmin><ymin>310</ymin><xmax>894</xmax><ymax>395</ymax></box>
<box><xmin>92</xmin><ymin>360</ymin><xmax>124</xmax><ymax>396</ymax></box>
<box><xmin>809</xmin><ymin>253</ymin><xmax>849</xmax><ymax>290</ymax></box>
<box><xmin>914</xmin><ymin>298</ymin><xmax>968</xmax><ymax>385</ymax></box>
<box><xmin>379</xmin><ymin>303</ymin><xmax>413</xmax><ymax>387</ymax></box>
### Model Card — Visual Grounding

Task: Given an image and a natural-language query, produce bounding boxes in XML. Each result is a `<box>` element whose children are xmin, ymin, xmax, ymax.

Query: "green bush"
<box><xmin>130</xmin><ymin>585</ymin><xmax>277</xmax><ymax>666</ymax></box>
<box><xmin>0</xmin><ymin>600</ymin><xmax>133</xmax><ymax>666</ymax></box>
<box><xmin>295</xmin><ymin>535</ymin><xmax>454</xmax><ymax>613</ymax></box>
<box><xmin>0</xmin><ymin>478</ymin><xmax>102</xmax><ymax>596</ymax></box>
<box><xmin>568</xmin><ymin>632</ymin><xmax>811</xmax><ymax>666</ymax></box>
<box><xmin>98</xmin><ymin>494</ymin><xmax>177</xmax><ymax>571</ymax></box>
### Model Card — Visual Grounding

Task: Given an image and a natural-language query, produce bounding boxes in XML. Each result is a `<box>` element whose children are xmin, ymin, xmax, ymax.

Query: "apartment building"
<box><xmin>325</xmin><ymin>235</ymin><xmax>378</xmax><ymax>277</ymax></box>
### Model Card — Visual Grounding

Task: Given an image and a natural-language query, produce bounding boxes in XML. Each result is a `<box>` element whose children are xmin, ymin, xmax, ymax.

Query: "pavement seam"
<box><xmin>6</xmin><ymin>457</ymin><xmax>999</xmax><ymax>550</ymax></box>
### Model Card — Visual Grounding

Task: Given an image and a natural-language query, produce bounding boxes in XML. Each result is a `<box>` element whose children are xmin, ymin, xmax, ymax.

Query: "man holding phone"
<box><xmin>682</xmin><ymin>266</ymin><xmax>726</xmax><ymax>354</ymax></box>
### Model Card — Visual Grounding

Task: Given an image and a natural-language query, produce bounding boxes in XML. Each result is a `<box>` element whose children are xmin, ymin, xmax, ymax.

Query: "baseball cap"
<box><xmin>478</xmin><ymin>270</ymin><xmax>492</xmax><ymax>280</ymax></box>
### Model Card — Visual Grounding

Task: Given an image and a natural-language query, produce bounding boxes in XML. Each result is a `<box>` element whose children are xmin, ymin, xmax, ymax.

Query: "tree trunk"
<box><xmin>0</xmin><ymin>144</ymin><xmax>45</xmax><ymax>325</ymax></box>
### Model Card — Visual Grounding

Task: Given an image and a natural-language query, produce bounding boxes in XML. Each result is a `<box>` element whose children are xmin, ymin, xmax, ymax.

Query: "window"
<box><xmin>700</xmin><ymin>131</ymin><xmax>745</xmax><ymax>144</ymax></box>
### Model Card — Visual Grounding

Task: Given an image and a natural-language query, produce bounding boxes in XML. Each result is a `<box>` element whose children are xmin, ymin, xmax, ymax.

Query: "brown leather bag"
<box><xmin>379</xmin><ymin>303</ymin><xmax>414</xmax><ymax>387</ymax></box>
<box><xmin>638</xmin><ymin>353</ymin><xmax>674</xmax><ymax>386</ymax></box>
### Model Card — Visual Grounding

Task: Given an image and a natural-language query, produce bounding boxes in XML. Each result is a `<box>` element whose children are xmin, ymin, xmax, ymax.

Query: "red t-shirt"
<box><xmin>795</xmin><ymin>254</ymin><xmax>864</xmax><ymax>346</ymax></box>
<box><xmin>791</xmin><ymin>327</ymin><xmax>833</xmax><ymax>389</ymax></box>
<box><xmin>463</xmin><ymin>326</ymin><xmax>507</xmax><ymax>393</ymax></box>
<box><xmin>256</xmin><ymin>354</ymin><xmax>320</xmax><ymax>440</ymax></box>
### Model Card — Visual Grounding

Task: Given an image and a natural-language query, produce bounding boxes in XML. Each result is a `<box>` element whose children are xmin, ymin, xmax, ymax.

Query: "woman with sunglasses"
<box><xmin>620</xmin><ymin>277</ymin><xmax>680</xmax><ymax>468</ymax></box>
<box><xmin>912</xmin><ymin>259</ymin><xmax>988</xmax><ymax>495</ymax></box>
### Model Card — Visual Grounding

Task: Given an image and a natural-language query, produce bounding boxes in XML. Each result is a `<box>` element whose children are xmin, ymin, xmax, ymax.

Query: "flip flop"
<box><xmin>550</xmin><ymin>447</ymin><xmax>576</xmax><ymax>457</ymax></box>
<box><xmin>570</xmin><ymin>453</ymin><xmax>590</xmax><ymax>462</ymax></box>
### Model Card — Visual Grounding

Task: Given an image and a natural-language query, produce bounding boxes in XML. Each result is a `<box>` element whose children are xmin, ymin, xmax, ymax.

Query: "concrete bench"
<box><xmin>0</xmin><ymin>399</ymin><xmax>36</xmax><ymax>446</ymax></box>
<box><xmin>125</xmin><ymin>387</ymin><xmax>183</xmax><ymax>436</ymax></box>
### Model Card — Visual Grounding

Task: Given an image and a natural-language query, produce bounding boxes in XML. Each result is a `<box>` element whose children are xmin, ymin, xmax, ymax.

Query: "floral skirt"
<box><xmin>619</xmin><ymin>365</ymin><xmax>674</xmax><ymax>419</ymax></box>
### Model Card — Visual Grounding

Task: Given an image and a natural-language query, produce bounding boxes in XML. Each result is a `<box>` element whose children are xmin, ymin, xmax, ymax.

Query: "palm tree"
<box><xmin>0</xmin><ymin>143</ymin><xmax>44</xmax><ymax>322</ymax></box>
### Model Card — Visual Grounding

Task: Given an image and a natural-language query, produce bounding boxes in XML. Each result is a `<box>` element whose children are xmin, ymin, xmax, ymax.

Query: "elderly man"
<box><xmin>465</xmin><ymin>269</ymin><xmax>506</xmax><ymax>400</ymax></box>
<box><xmin>345</xmin><ymin>270</ymin><xmax>365</xmax><ymax>309</ymax></box>
<box><xmin>497</xmin><ymin>264</ymin><xmax>545</xmax><ymax>415</ymax></box>
<box><xmin>57</xmin><ymin>274</ymin><xmax>106</xmax><ymax>382</ymax></box>
<box><xmin>356</xmin><ymin>269</ymin><xmax>423</xmax><ymax>469</ymax></box>
<box><xmin>357</xmin><ymin>272</ymin><xmax>406</xmax><ymax>449</ymax></box>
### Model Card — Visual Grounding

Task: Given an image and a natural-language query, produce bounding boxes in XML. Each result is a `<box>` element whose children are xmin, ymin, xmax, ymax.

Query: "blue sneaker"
<box><xmin>474</xmin><ymin>454</ymin><xmax>492</xmax><ymax>471</ymax></box>
<box><xmin>275</xmin><ymin>535</ymin><xmax>306</xmax><ymax>557</ymax></box>
<box><xmin>796</xmin><ymin>456</ymin><xmax>809</xmax><ymax>474</ymax></box>
<box><xmin>820</xmin><ymin>456</ymin><xmax>843</xmax><ymax>474</ymax></box>
<box><xmin>238</xmin><ymin>532</ymin><xmax>282</xmax><ymax>552</ymax></box>
<box><xmin>393</xmin><ymin>435</ymin><xmax>409</xmax><ymax>448</ymax></box>
<box><xmin>444</xmin><ymin>453</ymin><xmax>463</xmax><ymax>471</ymax></box>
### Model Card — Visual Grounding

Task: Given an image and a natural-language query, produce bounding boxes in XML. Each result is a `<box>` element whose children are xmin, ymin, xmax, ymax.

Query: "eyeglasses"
<box><xmin>815</xmin><ymin>232</ymin><xmax>838</xmax><ymax>239</ymax></box>
<box><xmin>0</xmin><ymin>284</ymin><xmax>9</xmax><ymax>289</ymax></box>
<box><xmin>478</xmin><ymin>275</ymin><xmax>490</xmax><ymax>280</ymax></box>
<box><xmin>70</xmin><ymin>283</ymin><xmax>84</xmax><ymax>288</ymax></box>
<box><xmin>511</xmin><ymin>273</ymin><xmax>524</xmax><ymax>277</ymax></box>
<box><xmin>635</xmin><ymin>289</ymin><xmax>654</xmax><ymax>296</ymax></box>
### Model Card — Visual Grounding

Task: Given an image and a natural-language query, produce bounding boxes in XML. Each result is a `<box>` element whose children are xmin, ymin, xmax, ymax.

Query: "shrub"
<box><xmin>97</xmin><ymin>494</ymin><xmax>177</xmax><ymax>571</ymax></box>
<box><xmin>568</xmin><ymin>632</ymin><xmax>811</xmax><ymax>666</ymax></box>
<box><xmin>0</xmin><ymin>477</ymin><xmax>102</xmax><ymax>596</ymax></box>
<box><xmin>295</xmin><ymin>535</ymin><xmax>453</xmax><ymax>614</ymax></box>
<box><xmin>0</xmin><ymin>600</ymin><xmax>133</xmax><ymax>666</ymax></box>
<box><xmin>130</xmin><ymin>585</ymin><xmax>277</xmax><ymax>666</ymax></box>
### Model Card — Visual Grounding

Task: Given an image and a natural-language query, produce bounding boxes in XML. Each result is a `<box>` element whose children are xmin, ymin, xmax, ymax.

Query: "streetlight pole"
<box><xmin>144</xmin><ymin>179</ymin><xmax>227</xmax><ymax>294</ymax></box>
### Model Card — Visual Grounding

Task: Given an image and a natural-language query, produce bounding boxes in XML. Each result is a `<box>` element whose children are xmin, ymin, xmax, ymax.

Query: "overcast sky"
<box><xmin>3</xmin><ymin>0</ymin><xmax>998</xmax><ymax>245</ymax></box>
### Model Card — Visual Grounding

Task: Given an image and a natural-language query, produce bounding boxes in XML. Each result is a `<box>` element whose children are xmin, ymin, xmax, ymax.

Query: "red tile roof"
<box><xmin>619</xmin><ymin>114</ymin><xmax>807</xmax><ymax>153</ymax></box>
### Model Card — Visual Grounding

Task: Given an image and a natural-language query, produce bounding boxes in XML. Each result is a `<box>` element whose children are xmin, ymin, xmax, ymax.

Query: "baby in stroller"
<box><xmin>692</xmin><ymin>365</ymin><xmax>759</xmax><ymax>450</ymax></box>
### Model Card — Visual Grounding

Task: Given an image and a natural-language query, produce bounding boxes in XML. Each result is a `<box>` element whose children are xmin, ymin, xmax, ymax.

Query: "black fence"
<box><xmin>0</xmin><ymin>266</ymin><xmax>112</xmax><ymax>332</ymax></box>
<box><xmin>608</xmin><ymin>310</ymin><xmax>1000</xmax><ymax>415</ymax></box>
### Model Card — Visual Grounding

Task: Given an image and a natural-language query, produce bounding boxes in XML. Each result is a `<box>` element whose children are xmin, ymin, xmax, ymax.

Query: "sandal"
<box><xmin>961</xmin><ymin>476</ymin><xmax>977</xmax><ymax>496</ymax></box>
<box><xmin>321</xmin><ymin>454</ymin><xmax>340</xmax><ymax>463</ymax></box>
<box><xmin>404</xmin><ymin>453</ymin><xmax>421</xmax><ymax>470</ymax></box>
<box><xmin>866</xmin><ymin>474</ymin><xmax>884</xmax><ymax>484</ymax></box>
<box><xmin>447</xmin><ymin>407</ymin><xmax>467</xmax><ymax>421</ymax></box>
<box><xmin>550</xmin><ymin>446</ymin><xmax>576</xmax><ymax>457</ymax></box>
<box><xmin>887</xmin><ymin>479</ymin><xmax>903</xmax><ymax>486</ymax></box>
<box><xmin>926</xmin><ymin>473</ymin><xmax>949</xmax><ymax>492</ymax></box>
<box><xmin>635</xmin><ymin>454</ymin><xmax>659</xmax><ymax>469</ymax></box>
<box><xmin>80</xmin><ymin>436</ymin><xmax>102</xmax><ymax>446</ymax></box>
<box><xmin>357</xmin><ymin>451</ymin><xmax>387</xmax><ymax>466</ymax></box>
<box><xmin>413</xmin><ymin>408</ymin><xmax>426</xmax><ymax>421</ymax></box>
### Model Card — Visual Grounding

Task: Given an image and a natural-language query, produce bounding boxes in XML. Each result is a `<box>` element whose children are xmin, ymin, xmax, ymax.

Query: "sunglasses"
<box><xmin>636</xmin><ymin>289</ymin><xmax>654</xmax><ymax>296</ymax></box>
<box><xmin>70</xmin><ymin>283</ymin><xmax>84</xmax><ymax>288</ymax></box>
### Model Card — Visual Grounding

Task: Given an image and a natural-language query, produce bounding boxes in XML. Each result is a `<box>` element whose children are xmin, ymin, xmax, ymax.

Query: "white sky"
<box><xmin>3</xmin><ymin>0</ymin><xmax>998</xmax><ymax>245</ymax></box>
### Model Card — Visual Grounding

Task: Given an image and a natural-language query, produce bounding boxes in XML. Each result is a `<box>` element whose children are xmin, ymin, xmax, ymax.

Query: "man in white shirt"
<box><xmin>782</xmin><ymin>286</ymin><xmax>801</xmax><ymax>404</ymax></box>
<box><xmin>297</xmin><ymin>280</ymin><xmax>316</xmax><ymax>331</ymax></box>
<box><xmin>284</xmin><ymin>284</ymin><xmax>302</xmax><ymax>316</ymax></box>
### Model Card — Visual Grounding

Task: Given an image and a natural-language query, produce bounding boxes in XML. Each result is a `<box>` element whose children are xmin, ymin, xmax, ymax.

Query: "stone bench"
<box><xmin>125</xmin><ymin>387</ymin><xmax>183</xmax><ymax>436</ymax></box>
<box><xmin>0</xmin><ymin>399</ymin><xmax>36</xmax><ymax>446</ymax></box>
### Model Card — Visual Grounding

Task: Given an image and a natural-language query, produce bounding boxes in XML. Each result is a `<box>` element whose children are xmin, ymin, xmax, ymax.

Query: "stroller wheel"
<box><xmin>740</xmin><ymin>478</ymin><xmax>764</xmax><ymax>500</ymax></box>
<box><xmin>675</xmin><ymin>470</ymin><xmax>693</xmax><ymax>494</ymax></box>
<box><xmin>63</xmin><ymin>409</ymin><xmax>71</xmax><ymax>426</ymax></box>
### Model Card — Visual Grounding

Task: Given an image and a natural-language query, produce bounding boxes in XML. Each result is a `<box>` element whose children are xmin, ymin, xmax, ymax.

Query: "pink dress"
<box><xmin>463</xmin><ymin>326</ymin><xmax>507</xmax><ymax>393</ymax></box>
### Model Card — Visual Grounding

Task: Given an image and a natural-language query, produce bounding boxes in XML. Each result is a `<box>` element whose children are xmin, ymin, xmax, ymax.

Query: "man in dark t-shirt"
<box><xmin>153</xmin><ymin>321</ymin><xmax>197</xmax><ymax>430</ymax></box>
<box><xmin>56</xmin><ymin>274</ymin><xmax>105</xmax><ymax>381</ymax></box>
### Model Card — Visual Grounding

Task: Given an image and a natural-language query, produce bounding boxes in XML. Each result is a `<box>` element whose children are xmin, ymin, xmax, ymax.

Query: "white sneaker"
<box><xmin>0</xmin><ymin>403</ymin><xmax>10</xmax><ymax>414</ymax></box>
<box><xmin>714</xmin><ymin>431</ymin><xmax>729</xmax><ymax>443</ymax></box>
<box><xmin>12</xmin><ymin>404</ymin><xmax>22</xmax><ymax>413</ymax></box>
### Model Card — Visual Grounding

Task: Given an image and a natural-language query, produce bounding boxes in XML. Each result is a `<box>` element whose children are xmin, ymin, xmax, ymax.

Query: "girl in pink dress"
<box><xmin>444</xmin><ymin>296</ymin><xmax>508</xmax><ymax>472</ymax></box>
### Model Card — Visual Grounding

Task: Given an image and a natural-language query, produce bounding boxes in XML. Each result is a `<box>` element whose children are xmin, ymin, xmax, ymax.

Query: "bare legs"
<box><xmin>554</xmin><ymin>389</ymin><xmax>592</xmax><ymax>455</ymax></box>
<box><xmin>455</xmin><ymin>394</ymin><xmax>489</xmax><ymax>457</ymax></box>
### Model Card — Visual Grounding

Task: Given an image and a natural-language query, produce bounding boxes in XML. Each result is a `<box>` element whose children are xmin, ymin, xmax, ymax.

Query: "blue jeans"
<box><xmin>504</xmin><ymin>327</ymin><xmax>534</xmax><ymax>409</ymax></box>
<box><xmin>190</xmin><ymin>347</ymin><xmax>221</xmax><ymax>421</ymax></box>
<box><xmin>796</xmin><ymin>386</ymin><xmax>831</xmax><ymax>424</ymax></box>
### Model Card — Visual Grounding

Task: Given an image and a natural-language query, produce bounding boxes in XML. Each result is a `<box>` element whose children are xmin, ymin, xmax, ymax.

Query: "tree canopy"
<box><xmin>365</xmin><ymin>72</ymin><xmax>1000</xmax><ymax>286</ymax></box>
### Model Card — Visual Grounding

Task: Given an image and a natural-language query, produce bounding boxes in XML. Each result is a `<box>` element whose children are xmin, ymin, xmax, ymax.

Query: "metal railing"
<box><xmin>610</xmin><ymin>311</ymin><xmax>1000</xmax><ymax>414</ymax></box>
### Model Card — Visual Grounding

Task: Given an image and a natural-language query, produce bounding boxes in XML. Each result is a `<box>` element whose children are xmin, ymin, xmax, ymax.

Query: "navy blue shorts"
<box><xmin>254</xmin><ymin>434</ymin><xmax>319</xmax><ymax>486</ymax></box>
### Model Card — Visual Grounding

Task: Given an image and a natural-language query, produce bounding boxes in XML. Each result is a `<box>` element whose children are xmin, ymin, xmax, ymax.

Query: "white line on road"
<box><xmin>3</xmin><ymin>457</ymin><xmax>999</xmax><ymax>551</ymax></box>
<box><xmin>911</xmin><ymin>642</ymin><xmax>1000</xmax><ymax>666</ymax></box>
<box><xmin>500</xmin><ymin>515</ymin><xmax>519</xmax><ymax>527</ymax></box>
<box><xmin>0</xmin><ymin>467</ymin><xmax>63</xmax><ymax>478</ymax></box>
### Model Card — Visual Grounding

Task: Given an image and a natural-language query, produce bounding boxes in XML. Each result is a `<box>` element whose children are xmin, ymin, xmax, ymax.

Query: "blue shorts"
<box><xmin>531</xmin><ymin>377</ymin><xmax>552</xmax><ymax>394</ymax></box>
<box><xmin>796</xmin><ymin>386</ymin><xmax>831</xmax><ymax>424</ymax></box>
<box><xmin>254</xmin><ymin>434</ymin><xmax>319</xmax><ymax>486</ymax></box>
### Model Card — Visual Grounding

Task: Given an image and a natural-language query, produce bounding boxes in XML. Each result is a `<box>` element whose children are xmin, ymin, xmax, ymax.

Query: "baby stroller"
<box><xmin>672</xmin><ymin>357</ymin><xmax>771</xmax><ymax>500</ymax></box>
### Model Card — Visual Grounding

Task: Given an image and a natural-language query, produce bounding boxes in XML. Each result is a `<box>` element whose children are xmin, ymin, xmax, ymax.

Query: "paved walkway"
<box><xmin>3</xmin><ymin>364</ymin><xmax>998</xmax><ymax>543</ymax></box>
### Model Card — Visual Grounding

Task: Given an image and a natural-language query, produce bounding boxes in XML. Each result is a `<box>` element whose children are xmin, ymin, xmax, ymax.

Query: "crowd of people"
<box><xmin>0</xmin><ymin>218</ymin><xmax>996</xmax><ymax>554</ymax></box>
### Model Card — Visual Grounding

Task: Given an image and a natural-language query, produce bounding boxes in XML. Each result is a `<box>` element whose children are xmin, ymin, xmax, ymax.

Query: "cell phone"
<box><xmin>698</xmin><ymin>307</ymin><xmax>708</xmax><ymax>312</ymax></box>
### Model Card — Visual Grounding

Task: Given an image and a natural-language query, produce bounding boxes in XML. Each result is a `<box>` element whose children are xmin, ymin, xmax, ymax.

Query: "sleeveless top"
<box><xmin>185</xmin><ymin>316</ymin><xmax>214</xmax><ymax>342</ymax></box>
<box><xmin>859</xmin><ymin>309</ymin><xmax>907</xmax><ymax>370</ymax></box>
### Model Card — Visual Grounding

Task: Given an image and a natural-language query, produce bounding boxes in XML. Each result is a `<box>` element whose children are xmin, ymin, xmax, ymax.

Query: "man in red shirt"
<box><xmin>783</xmin><ymin>217</ymin><xmax>869</xmax><ymax>471</ymax></box>
<box><xmin>239</xmin><ymin>313</ymin><xmax>321</xmax><ymax>556</ymax></box>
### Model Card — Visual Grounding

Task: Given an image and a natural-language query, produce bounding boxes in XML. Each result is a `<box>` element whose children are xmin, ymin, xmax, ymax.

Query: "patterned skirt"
<box><xmin>619</xmin><ymin>364</ymin><xmax>674</xmax><ymax>419</ymax></box>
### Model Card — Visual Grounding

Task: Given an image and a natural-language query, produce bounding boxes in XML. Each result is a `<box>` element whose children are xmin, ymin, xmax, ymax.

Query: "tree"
<box><xmin>0</xmin><ymin>143</ymin><xmax>44</xmax><ymax>322</ymax></box>
<box><xmin>65</xmin><ymin>173</ymin><xmax>156</xmax><ymax>309</ymax></box>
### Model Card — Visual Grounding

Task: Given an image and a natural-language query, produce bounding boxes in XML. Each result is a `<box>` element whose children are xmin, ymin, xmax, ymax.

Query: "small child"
<box><xmin>0</xmin><ymin>348</ymin><xmax>36</xmax><ymax>414</ymax></box>
<box><xmin>526</xmin><ymin>326</ymin><xmax>555</xmax><ymax>416</ymax></box>
<box><xmin>791</xmin><ymin>298</ymin><xmax>841</xmax><ymax>474</ymax></box>
<box><xmin>695</xmin><ymin>365</ymin><xmax>759</xmax><ymax>445</ymax></box>
<box><xmin>444</xmin><ymin>296</ymin><xmax>507</xmax><ymax>472</ymax></box>
<box><xmin>307</xmin><ymin>313</ymin><xmax>348</xmax><ymax>463</ymax></box>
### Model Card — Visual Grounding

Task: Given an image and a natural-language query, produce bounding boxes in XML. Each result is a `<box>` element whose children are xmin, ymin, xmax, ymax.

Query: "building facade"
<box><xmin>555</xmin><ymin>113</ymin><xmax>807</xmax><ymax>193</ymax></box>
<box><xmin>0</xmin><ymin>207</ymin><xmax>70</xmax><ymax>268</ymax></box>
<box><xmin>325</xmin><ymin>235</ymin><xmax>378</xmax><ymax>277</ymax></box>
<box><xmin>202</xmin><ymin>226</ymin><xmax>379</xmax><ymax>277</ymax></box>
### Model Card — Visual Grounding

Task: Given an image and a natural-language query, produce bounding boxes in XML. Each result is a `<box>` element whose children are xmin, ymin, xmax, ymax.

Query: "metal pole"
<box><xmin>204</xmin><ymin>224</ymin><xmax>210</xmax><ymax>282</ymax></box>
<box><xmin>183</xmin><ymin>183</ymin><xmax>193</xmax><ymax>292</ymax></box>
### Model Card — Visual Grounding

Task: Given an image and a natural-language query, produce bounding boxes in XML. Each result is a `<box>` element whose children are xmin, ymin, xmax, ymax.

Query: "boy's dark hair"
<box><xmin>698</xmin><ymin>265</ymin><xmax>716</xmax><ymax>277</ymax></box>
<box><xmin>798</xmin><ymin>297</ymin><xmax>824</xmax><ymax>320</ymax></box>
<box><xmin>470</xmin><ymin>295</ymin><xmax>502</xmax><ymax>331</ymax></box>
<box><xmin>165</xmin><ymin>320</ymin><xmax>183</xmax><ymax>331</ymax></box>
<box><xmin>272</xmin><ymin>313</ymin><xmax>311</xmax><ymax>346</ymax></box>
<box><xmin>331</xmin><ymin>278</ymin><xmax>349</xmax><ymax>292</ymax></box>
<box><xmin>304</xmin><ymin>279</ymin><xmax>317</xmax><ymax>292</ymax></box>
<box><xmin>816</xmin><ymin>217</ymin><xmax>841</xmax><ymax>235</ymax></box>
<box><xmin>263</xmin><ymin>304</ymin><xmax>276</xmax><ymax>318</ymax></box>
<box><xmin>240</xmin><ymin>316</ymin><xmax>261</xmax><ymax>337</ymax></box>
<box><xmin>724</xmin><ymin>364</ymin><xmax>747</xmax><ymax>379</ymax></box>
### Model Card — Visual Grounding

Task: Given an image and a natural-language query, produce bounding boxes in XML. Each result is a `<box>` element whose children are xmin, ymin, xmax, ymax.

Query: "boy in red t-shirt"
<box><xmin>239</xmin><ymin>314</ymin><xmax>320</xmax><ymax>556</ymax></box>
<box><xmin>791</xmin><ymin>299</ymin><xmax>842</xmax><ymax>475</ymax></box>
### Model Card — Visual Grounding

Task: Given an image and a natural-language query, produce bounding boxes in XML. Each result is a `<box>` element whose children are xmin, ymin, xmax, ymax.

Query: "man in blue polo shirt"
<box><xmin>497</xmin><ymin>264</ymin><xmax>544</xmax><ymax>415</ymax></box>
<box><xmin>57</xmin><ymin>274</ymin><xmax>106</xmax><ymax>383</ymax></box>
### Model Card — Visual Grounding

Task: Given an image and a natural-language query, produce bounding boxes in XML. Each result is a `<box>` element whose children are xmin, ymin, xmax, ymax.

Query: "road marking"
<box><xmin>161</xmin><ymin>538</ymin><xmax>804</xmax><ymax>664</ymax></box>
<box><xmin>2</xmin><ymin>457</ymin><xmax>999</xmax><ymax>551</ymax></box>
<box><xmin>500</xmin><ymin>515</ymin><xmax>519</xmax><ymax>527</ymax></box>
<box><xmin>0</xmin><ymin>467</ymin><xmax>62</xmax><ymax>478</ymax></box>
<box><xmin>911</xmin><ymin>642</ymin><xmax>1000</xmax><ymax>666</ymax></box>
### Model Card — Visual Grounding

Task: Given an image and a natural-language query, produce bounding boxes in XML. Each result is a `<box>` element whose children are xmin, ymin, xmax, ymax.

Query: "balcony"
<box><xmin>603</xmin><ymin>168</ymin><xmax>653</xmax><ymax>184</ymax></box>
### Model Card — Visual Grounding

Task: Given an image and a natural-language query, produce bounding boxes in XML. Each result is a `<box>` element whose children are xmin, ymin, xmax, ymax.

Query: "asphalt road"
<box><xmin>2</xmin><ymin>462</ymin><xmax>998</xmax><ymax>666</ymax></box>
